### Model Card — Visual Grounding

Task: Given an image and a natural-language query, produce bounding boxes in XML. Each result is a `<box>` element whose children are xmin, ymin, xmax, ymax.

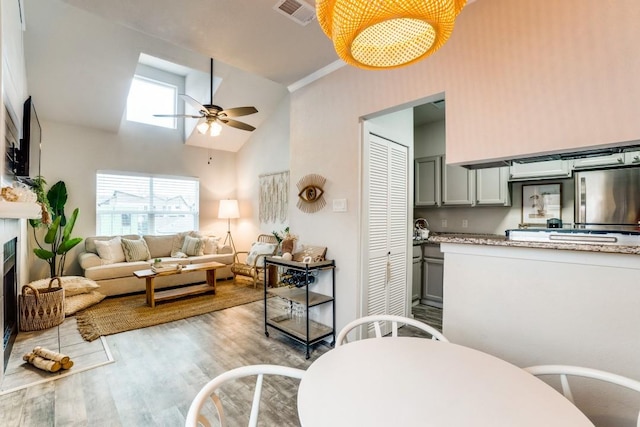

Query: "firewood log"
<box><xmin>33</xmin><ymin>346</ymin><xmax>70</xmax><ymax>364</ymax></box>
<box><xmin>61</xmin><ymin>360</ymin><xmax>74</xmax><ymax>370</ymax></box>
<box><xmin>23</xmin><ymin>353</ymin><xmax>61</xmax><ymax>372</ymax></box>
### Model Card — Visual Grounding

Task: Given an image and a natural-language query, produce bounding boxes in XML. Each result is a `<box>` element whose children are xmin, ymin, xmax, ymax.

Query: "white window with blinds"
<box><xmin>96</xmin><ymin>171</ymin><xmax>199</xmax><ymax>236</ymax></box>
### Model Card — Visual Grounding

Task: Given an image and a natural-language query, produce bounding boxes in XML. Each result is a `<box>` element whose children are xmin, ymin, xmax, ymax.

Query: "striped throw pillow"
<box><xmin>182</xmin><ymin>235</ymin><xmax>205</xmax><ymax>256</ymax></box>
<box><xmin>121</xmin><ymin>238</ymin><xmax>151</xmax><ymax>262</ymax></box>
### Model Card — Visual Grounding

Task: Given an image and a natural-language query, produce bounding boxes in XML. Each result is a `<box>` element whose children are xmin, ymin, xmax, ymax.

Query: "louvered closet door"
<box><xmin>365</xmin><ymin>133</ymin><xmax>409</xmax><ymax>336</ymax></box>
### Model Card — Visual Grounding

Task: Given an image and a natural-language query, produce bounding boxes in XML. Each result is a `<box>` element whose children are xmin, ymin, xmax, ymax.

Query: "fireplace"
<box><xmin>3</xmin><ymin>238</ymin><xmax>17</xmax><ymax>371</ymax></box>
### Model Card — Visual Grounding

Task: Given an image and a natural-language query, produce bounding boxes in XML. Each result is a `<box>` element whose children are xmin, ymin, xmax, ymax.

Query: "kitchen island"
<box><xmin>433</xmin><ymin>232</ymin><xmax>640</xmax><ymax>426</ymax></box>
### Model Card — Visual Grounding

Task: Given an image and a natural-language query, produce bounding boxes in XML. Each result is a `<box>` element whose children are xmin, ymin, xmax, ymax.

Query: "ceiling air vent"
<box><xmin>273</xmin><ymin>0</ymin><xmax>316</xmax><ymax>26</ymax></box>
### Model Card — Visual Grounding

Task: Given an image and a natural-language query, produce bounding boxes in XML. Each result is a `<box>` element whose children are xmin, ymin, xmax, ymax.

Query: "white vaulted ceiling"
<box><xmin>22</xmin><ymin>0</ymin><xmax>340</xmax><ymax>152</ymax></box>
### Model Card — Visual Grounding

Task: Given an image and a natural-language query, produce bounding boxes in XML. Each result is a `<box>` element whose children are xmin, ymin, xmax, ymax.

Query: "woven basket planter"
<box><xmin>19</xmin><ymin>277</ymin><xmax>65</xmax><ymax>332</ymax></box>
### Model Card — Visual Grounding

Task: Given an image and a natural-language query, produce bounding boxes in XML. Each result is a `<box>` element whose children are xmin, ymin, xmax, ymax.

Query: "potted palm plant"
<box><xmin>29</xmin><ymin>179</ymin><xmax>83</xmax><ymax>277</ymax></box>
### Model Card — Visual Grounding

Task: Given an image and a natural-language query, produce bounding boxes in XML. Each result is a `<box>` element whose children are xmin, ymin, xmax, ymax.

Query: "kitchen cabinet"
<box><xmin>475</xmin><ymin>166</ymin><xmax>511</xmax><ymax>206</ymax></box>
<box><xmin>572</xmin><ymin>153</ymin><xmax>625</xmax><ymax>170</ymax></box>
<box><xmin>415</xmin><ymin>156</ymin><xmax>441</xmax><ymax>207</ymax></box>
<box><xmin>509</xmin><ymin>160</ymin><xmax>572</xmax><ymax>181</ymax></box>
<box><xmin>421</xmin><ymin>244</ymin><xmax>443</xmax><ymax>308</ymax></box>
<box><xmin>264</xmin><ymin>257</ymin><xmax>336</xmax><ymax>359</ymax></box>
<box><xmin>415</xmin><ymin>156</ymin><xmax>509</xmax><ymax>207</ymax></box>
<box><xmin>412</xmin><ymin>246</ymin><xmax>422</xmax><ymax>303</ymax></box>
<box><xmin>442</xmin><ymin>157</ymin><xmax>475</xmax><ymax>206</ymax></box>
<box><xmin>625</xmin><ymin>151</ymin><xmax>640</xmax><ymax>165</ymax></box>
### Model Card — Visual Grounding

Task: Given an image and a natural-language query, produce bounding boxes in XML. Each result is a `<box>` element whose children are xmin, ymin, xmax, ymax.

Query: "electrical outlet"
<box><xmin>441</xmin><ymin>219</ymin><xmax>447</xmax><ymax>228</ymax></box>
<box><xmin>462</xmin><ymin>219</ymin><xmax>468</xmax><ymax>228</ymax></box>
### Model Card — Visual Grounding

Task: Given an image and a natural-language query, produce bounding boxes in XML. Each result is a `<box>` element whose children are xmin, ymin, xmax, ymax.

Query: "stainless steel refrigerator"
<box><xmin>574</xmin><ymin>167</ymin><xmax>640</xmax><ymax>230</ymax></box>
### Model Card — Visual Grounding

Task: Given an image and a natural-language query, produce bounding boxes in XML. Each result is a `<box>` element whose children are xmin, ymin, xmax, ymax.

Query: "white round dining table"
<box><xmin>297</xmin><ymin>337</ymin><xmax>594</xmax><ymax>427</ymax></box>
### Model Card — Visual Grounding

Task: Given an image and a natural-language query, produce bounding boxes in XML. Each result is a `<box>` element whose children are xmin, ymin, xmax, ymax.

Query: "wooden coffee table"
<box><xmin>133</xmin><ymin>261</ymin><xmax>226</xmax><ymax>307</ymax></box>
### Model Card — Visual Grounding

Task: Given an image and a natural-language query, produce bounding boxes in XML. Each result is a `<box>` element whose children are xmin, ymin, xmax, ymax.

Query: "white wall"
<box><xmin>443</xmin><ymin>243</ymin><xmax>640</xmax><ymax>426</ymax></box>
<box><xmin>235</xmin><ymin>95</ymin><xmax>290</xmax><ymax>252</ymax></box>
<box><xmin>30</xmin><ymin>119</ymin><xmax>237</xmax><ymax>280</ymax></box>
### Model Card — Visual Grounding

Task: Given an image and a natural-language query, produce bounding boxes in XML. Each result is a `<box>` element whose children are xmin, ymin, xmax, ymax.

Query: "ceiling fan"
<box><xmin>154</xmin><ymin>58</ymin><xmax>258</xmax><ymax>136</ymax></box>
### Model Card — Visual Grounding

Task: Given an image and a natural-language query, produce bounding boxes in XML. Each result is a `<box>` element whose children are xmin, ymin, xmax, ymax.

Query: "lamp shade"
<box><xmin>218</xmin><ymin>199</ymin><xmax>240</xmax><ymax>219</ymax></box>
<box><xmin>317</xmin><ymin>0</ymin><xmax>466</xmax><ymax>70</ymax></box>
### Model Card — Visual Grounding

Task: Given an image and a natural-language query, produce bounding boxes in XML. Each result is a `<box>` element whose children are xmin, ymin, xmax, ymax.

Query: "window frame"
<box><xmin>96</xmin><ymin>170</ymin><xmax>200</xmax><ymax>236</ymax></box>
<box><xmin>125</xmin><ymin>63</ymin><xmax>186</xmax><ymax>135</ymax></box>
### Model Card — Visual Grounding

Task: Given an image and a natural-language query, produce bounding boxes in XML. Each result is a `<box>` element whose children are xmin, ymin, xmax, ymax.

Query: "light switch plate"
<box><xmin>333</xmin><ymin>198</ymin><xmax>347</xmax><ymax>212</ymax></box>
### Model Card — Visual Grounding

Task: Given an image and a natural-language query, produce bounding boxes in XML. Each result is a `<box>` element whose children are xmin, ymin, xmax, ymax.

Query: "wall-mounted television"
<box><xmin>16</xmin><ymin>96</ymin><xmax>41</xmax><ymax>178</ymax></box>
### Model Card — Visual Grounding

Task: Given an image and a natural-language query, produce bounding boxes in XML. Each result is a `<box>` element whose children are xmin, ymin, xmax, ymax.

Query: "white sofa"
<box><xmin>78</xmin><ymin>233</ymin><xmax>234</xmax><ymax>296</ymax></box>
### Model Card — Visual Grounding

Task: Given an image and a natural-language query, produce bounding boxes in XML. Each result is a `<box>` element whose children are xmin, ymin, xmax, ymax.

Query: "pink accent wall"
<box><xmin>293</xmin><ymin>0</ymin><xmax>640</xmax><ymax>166</ymax></box>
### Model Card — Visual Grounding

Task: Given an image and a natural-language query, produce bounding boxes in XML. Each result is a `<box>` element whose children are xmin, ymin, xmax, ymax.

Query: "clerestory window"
<box><xmin>126</xmin><ymin>75</ymin><xmax>178</xmax><ymax>129</ymax></box>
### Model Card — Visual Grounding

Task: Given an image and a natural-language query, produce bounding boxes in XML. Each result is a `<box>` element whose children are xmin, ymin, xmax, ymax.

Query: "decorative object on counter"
<box><xmin>316</xmin><ymin>0</ymin><xmax>467</xmax><ymax>70</ymax></box>
<box><xmin>29</xmin><ymin>180</ymin><xmax>82</xmax><ymax>277</ymax></box>
<box><xmin>259</xmin><ymin>170</ymin><xmax>289</xmax><ymax>223</ymax></box>
<box><xmin>522</xmin><ymin>183</ymin><xmax>561</xmax><ymax>226</ymax></box>
<box><xmin>296</xmin><ymin>173</ymin><xmax>326</xmax><ymax>213</ymax></box>
<box><xmin>19</xmin><ymin>278</ymin><xmax>65</xmax><ymax>332</ymax></box>
<box><xmin>414</xmin><ymin>218</ymin><xmax>430</xmax><ymax>239</ymax></box>
<box><xmin>546</xmin><ymin>218</ymin><xmax>563</xmax><ymax>228</ymax></box>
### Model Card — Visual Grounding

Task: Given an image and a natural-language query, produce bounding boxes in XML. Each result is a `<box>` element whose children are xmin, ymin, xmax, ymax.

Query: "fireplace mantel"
<box><xmin>0</xmin><ymin>202</ymin><xmax>40</xmax><ymax>219</ymax></box>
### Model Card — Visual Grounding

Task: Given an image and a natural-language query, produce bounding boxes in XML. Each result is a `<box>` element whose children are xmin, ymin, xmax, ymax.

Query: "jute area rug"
<box><xmin>76</xmin><ymin>280</ymin><xmax>263</xmax><ymax>342</ymax></box>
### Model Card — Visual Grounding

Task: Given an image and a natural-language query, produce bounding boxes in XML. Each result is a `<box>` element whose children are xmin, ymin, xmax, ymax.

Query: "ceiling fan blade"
<box><xmin>153</xmin><ymin>114</ymin><xmax>204</xmax><ymax>118</ymax></box>
<box><xmin>219</xmin><ymin>118</ymin><xmax>256</xmax><ymax>132</ymax></box>
<box><xmin>180</xmin><ymin>94</ymin><xmax>208</xmax><ymax>114</ymax></box>
<box><xmin>220</xmin><ymin>106</ymin><xmax>258</xmax><ymax>117</ymax></box>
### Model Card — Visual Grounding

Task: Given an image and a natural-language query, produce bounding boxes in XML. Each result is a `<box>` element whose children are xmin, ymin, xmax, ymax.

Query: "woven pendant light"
<box><xmin>317</xmin><ymin>0</ymin><xmax>467</xmax><ymax>70</ymax></box>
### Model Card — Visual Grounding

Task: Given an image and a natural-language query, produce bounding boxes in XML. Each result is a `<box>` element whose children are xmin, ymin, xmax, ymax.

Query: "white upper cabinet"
<box><xmin>476</xmin><ymin>166</ymin><xmax>511</xmax><ymax>206</ymax></box>
<box><xmin>415</xmin><ymin>156</ymin><xmax>441</xmax><ymax>207</ymax></box>
<box><xmin>572</xmin><ymin>153</ymin><xmax>625</xmax><ymax>170</ymax></box>
<box><xmin>509</xmin><ymin>160</ymin><xmax>572</xmax><ymax>181</ymax></box>
<box><xmin>625</xmin><ymin>151</ymin><xmax>640</xmax><ymax>165</ymax></box>
<box><xmin>442</xmin><ymin>157</ymin><xmax>475</xmax><ymax>206</ymax></box>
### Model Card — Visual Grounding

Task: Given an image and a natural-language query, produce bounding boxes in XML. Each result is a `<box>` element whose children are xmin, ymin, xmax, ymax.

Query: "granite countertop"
<box><xmin>414</xmin><ymin>232</ymin><xmax>640</xmax><ymax>255</ymax></box>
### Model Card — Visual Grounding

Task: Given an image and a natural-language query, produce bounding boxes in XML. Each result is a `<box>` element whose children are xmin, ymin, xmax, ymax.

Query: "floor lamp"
<box><xmin>218</xmin><ymin>199</ymin><xmax>240</xmax><ymax>259</ymax></box>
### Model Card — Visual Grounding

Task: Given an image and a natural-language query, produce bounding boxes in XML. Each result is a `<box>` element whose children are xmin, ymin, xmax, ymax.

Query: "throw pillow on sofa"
<box><xmin>203</xmin><ymin>236</ymin><xmax>220</xmax><ymax>254</ymax></box>
<box><xmin>170</xmin><ymin>231</ymin><xmax>201</xmax><ymax>258</ymax></box>
<box><xmin>121</xmin><ymin>238</ymin><xmax>151</xmax><ymax>262</ymax></box>
<box><xmin>94</xmin><ymin>236</ymin><xmax>126</xmax><ymax>264</ymax></box>
<box><xmin>182</xmin><ymin>235</ymin><xmax>205</xmax><ymax>256</ymax></box>
<box><xmin>245</xmin><ymin>242</ymin><xmax>277</xmax><ymax>267</ymax></box>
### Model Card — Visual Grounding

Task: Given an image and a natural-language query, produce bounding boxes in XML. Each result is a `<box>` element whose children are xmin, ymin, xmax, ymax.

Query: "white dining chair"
<box><xmin>524</xmin><ymin>364</ymin><xmax>640</xmax><ymax>427</ymax></box>
<box><xmin>335</xmin><ymin>314</ymin><xmax>449</xmax><ymax>346</ymax></box>
<box><xmin>185</xmin><ymin>364</ymin><xmax>305</xmax><ymax>427</ymax></box>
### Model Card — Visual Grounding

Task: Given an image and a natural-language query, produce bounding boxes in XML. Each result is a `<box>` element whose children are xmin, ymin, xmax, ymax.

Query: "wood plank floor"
<box><xmin>0</xmin><ymin>300</ymin><xmax>442</xmax><ymax>426</ymax></box>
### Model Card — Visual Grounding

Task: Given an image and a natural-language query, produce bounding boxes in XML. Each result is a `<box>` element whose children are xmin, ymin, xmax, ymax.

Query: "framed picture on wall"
<box><xmin>521</xmin><ymin>183</ymin><xmax>561</xmax><ymax>225</ymax></box>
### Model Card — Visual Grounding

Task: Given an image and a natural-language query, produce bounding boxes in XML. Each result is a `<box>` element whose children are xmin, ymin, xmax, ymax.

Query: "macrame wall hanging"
<box><xmin>259</xmin><ymin>171</ymin><xmax>289</xmax><ymax>223</ymax></box>
<box><xmin>296</xmin><ymin>173</ymin><xmax>327</xmax><ymax>213</ymax></box>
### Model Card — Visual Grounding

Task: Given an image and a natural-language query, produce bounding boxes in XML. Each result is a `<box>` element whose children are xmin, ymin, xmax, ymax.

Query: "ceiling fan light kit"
<box><xmin>197</xmin><ymin>120</ymin><xmax>222</xmax><ymax>136</ymax></box>
<box><xmin>153</xmin><ymin>58</ymin><xmax>258</xmax><ymax>137</ymax></box>
<box><xmin>316</xmin><ymin>0</ymin><xmax>467</xmax><ymax>70</ymax></box>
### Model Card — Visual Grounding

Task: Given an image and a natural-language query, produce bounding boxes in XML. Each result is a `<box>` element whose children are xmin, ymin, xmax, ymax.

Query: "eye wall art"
<box><xmin>296</xmin><ymin>173</ymin><xmax>326</xmax><ymax>213</ymax></box>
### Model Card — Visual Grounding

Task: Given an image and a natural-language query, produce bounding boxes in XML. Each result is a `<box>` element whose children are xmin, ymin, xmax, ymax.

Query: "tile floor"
<box><xmin>1</xmin><ymin>317</ymin><xmax>113</xmax><ymax>394</ymax></box>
